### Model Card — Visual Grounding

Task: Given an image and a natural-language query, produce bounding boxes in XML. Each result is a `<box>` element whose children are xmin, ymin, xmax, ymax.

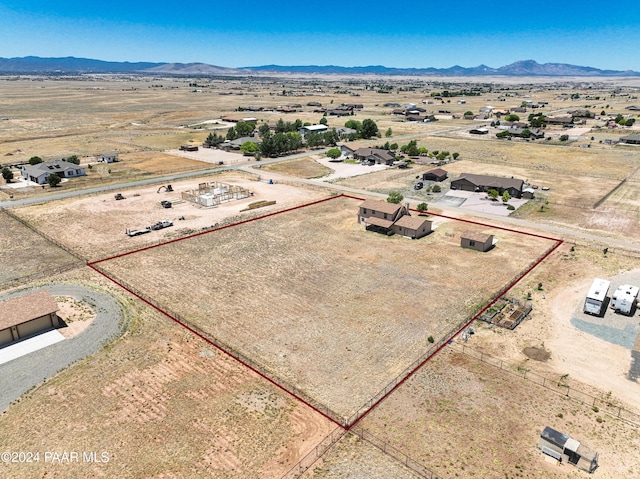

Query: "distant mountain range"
<box><xmin>0</xmin><ymin>56</ymin><xmax>638</xmax><ymax>77</ymax></box>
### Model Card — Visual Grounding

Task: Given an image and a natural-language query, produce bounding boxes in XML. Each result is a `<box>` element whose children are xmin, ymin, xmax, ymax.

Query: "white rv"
<box><xmin>583</xmin><ymin>278</ymin><xmax>611</xmax><ymax>316</ymax></box>
<box><xmin>610</xmin><ymin>284</ymin><xmax>639</xmax><ymax>316</ymax></box>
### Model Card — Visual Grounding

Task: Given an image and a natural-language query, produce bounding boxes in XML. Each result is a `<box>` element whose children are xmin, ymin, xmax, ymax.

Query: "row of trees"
<box><xmin>259</xmin><ymin>131</ymin><xmax>304</xmax><ymax>157</ymax></box>
<box><xmin>344</xmin><ymin>119</ymin><xmax>379</xmax><ymax>139</ymax></box>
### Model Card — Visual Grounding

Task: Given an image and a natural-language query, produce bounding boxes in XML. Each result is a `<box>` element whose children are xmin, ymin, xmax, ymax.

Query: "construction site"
<box><xmin>181</xmin><ymin>181</ymin><xmax>252</xmax><ymax>208</ymax></box>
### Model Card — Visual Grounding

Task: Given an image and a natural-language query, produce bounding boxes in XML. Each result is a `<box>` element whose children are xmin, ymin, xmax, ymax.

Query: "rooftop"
<box><xmin>0</xmin><ymin>290</ymin><xmax>59</xmax><ymax>331</ymax></box>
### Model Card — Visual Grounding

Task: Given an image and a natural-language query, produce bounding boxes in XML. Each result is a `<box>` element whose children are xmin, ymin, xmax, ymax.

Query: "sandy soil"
<box><xmin>0</xmin><ymin>270</ymin><xmax>336</xmax><ymax>479</ymax></box>
<box><xmin>55</xmin><ymin>295</ymin><xmax>96</xmax><ymax>338</ymax></box>
<box><xmin>13</xmin><ymin>172</ymin><xmax>326</xmax><ymax>261</ymax></box>
<box><xmin>360</xmin><ymin>348</ymin><xmax>640</xmax><ymax>479</ymax></box>
<box><xmin>96</xmin><ymin>195</ymin><xmax>554</xmax><ymax>422</ymax></box>
<box><xmin>546</xmin><ymin>272</ymin><xmax>640</xmax><ymax>411</ymax></box>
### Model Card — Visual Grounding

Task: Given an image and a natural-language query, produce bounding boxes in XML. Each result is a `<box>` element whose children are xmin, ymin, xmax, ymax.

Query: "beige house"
<box><xmin>358</xmin><ymin>199</ymin><xmax>432</xmax><ymax>239</ymax></box>
<box><xmin>0</xmin><ymin>291</ymin><xmax>60</xmax><ymax>347</ymax></box>
<box><xmin>461</xmin><ymin>231</ymin><xmax>495</xmax><ymax>252</ymax></box>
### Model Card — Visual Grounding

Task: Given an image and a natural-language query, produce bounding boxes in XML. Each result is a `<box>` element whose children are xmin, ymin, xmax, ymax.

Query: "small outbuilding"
<box><xmin>422</xmin><ymin>168</ymin><xmax>448</xmax><ymax>182</ymax></box>
<box><xmin>537</xmin><ymin>426</ymin><xmax>598</xmax><ymax>473</ymax></box>
<box><xmin>461</xmin><ymin>231</ymin><xmax>494</xmax><ymax>252</ymax></box>
<box><xmin>391</xmin><ymin>215</ymin><xmax>432</xmax><ymax>239</ymax></box>
<box><xmin>0</xmin><ymin>291</ymin><xmax>60</xmax><ymax>347</ymax></box>
<box><xmin>99</xmin><ymin>153</ymin><xmax>118</xmax><ymax>163</ymax></box>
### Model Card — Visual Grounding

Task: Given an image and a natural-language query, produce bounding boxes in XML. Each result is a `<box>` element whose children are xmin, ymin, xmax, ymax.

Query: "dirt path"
<box><xmin>0</xmin><ymin>283</ymin><xmax>124</xmax><ymax>412</ymax></box>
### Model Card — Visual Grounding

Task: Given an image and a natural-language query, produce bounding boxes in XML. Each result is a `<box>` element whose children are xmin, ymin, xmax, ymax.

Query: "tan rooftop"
<box><xmin>359</xmin><ymin>199</ymin><xmax>404</xmax><ymax>216</ymax></box>
<box><xmin>394</xmin><ymin>215</ymin><xmax>430</xmax><ymax>230</ymax></box>
<box><xmin>0</xmin><ymin>290</ymin><xmax>59</xmax><ymax>330</ymax></box>
<box><xmin>462</xmin><ymin>231</ymin><xmax>493</xmax><ymax>243</ymax></box>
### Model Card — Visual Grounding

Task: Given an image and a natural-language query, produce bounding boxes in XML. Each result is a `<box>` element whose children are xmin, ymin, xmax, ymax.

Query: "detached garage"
<box><xmin>0</xmin><ymin>291</ymin><xmax>60</xmax><ymax>347</ymax></box>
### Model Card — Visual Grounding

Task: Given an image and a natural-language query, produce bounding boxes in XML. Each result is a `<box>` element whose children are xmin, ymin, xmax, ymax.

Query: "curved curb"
<box><xmin>0</xmin><ymin>283</ymin><xmax>125</xmax><ymax>413</ymax></box>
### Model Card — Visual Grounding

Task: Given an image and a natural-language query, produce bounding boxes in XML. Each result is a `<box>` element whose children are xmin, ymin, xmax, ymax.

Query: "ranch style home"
<box><xmin>21</xmin><ymin>160</ymin><xmax>86</xmax><ymax>185</ymax></box>
<box><xmin>352</xmin><ymin>148</ymin><xmax>396</xmax><ymax>166</ymax></box>
<box><xmin>0</xmin><ymin>290</ymin><xmax>61</xmax><ymax>347</ymax></box>
<box><xmin>450</xmin><ymin>173</ymin><xmax>524</xmax><ymax>198</ymax></box>
<box><xmin>358</xmin><ymin>199</ymin><xmax>432</xmax><ymax>239</ymax></box>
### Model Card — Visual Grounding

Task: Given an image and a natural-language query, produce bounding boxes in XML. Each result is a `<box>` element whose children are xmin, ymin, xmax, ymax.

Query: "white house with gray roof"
<box><xmin>21</xmin><ymin>160</ymin><xmax>86</xmax><ymax>185</ymax></box>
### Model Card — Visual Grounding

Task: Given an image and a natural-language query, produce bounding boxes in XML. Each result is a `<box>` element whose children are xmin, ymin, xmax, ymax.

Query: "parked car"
<box><xmin>414</xmin><ymin>182</ymin><xmax>424</xmax><ymax>190</ymax></box>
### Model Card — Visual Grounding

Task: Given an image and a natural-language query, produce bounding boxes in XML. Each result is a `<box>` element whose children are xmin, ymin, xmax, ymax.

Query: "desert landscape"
<box><xmin>1</xmin><ymin>73</ymin><xmax>639</xmax><ymax>478</ymax></box>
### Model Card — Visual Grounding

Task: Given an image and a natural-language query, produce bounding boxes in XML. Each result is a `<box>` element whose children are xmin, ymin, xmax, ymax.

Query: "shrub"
<box><xmin>428</xmin><ymin>336</ymin><xmax>434</xmax><ymax>343</ymax></box>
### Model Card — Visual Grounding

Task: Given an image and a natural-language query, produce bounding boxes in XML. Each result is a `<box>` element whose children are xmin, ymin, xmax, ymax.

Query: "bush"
<box><xmin>326</xmin><ymin>148</ymin><xmax>341</xmax><ymax>159</ymax></box>
<box><xmin>428</xmin><ymin>336</ymin><xmax>434</xmax><ymax>343</ymax></box>
<box><xmin>387</xmin><ymin>191</ymin><xmax>403</xmax><ymax>204</ymax></box>
<box><xmin>559</xmin><ymin>134</ymin><xmax>569</xmax><ymax>141</ymax></box>
<box><xmin>432</xmin><ymin>184</ymin><xmax>441</xmax><ymax>193</ymax></box>
<box><xmin>506</xmin><ymin>204</ymin><xmax>515</xmax><ymax>210</ymax></box>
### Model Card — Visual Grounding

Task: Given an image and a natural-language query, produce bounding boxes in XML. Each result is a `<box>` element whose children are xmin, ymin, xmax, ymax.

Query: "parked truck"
<box><xmin>610</xmin><ymin>284</ymin><xmax>639</xmax><ymax>316</ymax></box>
<box><xmin>149</xmin><ymin>220</ymin><xmax>173</xmax><ymax>230</ymax></box>
<box><xmin>583</xmin><ymin>278</ymin><xmax>611</xmax><ymax>316</ymax></box>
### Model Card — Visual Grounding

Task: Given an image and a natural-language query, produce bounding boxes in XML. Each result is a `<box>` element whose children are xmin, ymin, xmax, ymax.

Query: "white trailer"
<box><xmin>611</xmin><ymin>284</ymin><xmax>639</xmax><ymax>316</ymax></box>
<box><xmin>583</xmin><ymin>278</ymin><xmax>611</xmax><ymax>316</ymax></box>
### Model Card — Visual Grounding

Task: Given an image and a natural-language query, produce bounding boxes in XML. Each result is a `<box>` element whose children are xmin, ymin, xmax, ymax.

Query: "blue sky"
<box><xmin>1</xmin><ymin>1</ymin><xmax>639</xmax><ymax>70</ymax></box>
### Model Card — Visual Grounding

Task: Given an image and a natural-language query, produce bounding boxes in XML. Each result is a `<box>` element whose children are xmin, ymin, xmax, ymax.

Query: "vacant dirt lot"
<box><xmin>0</xmin><ymin>209</ymin><xmax>81</xmax><ymax>289</ymax></box>
<box><xmin>0</xmin><ymin>269</ymin><xmax>335</xmax><ymax>479</ymax></box>
<box><xmin>260</xmin><ymin>156</ymin><xmax>334</xmax><ymax>179</ymax></box>
<box><xmin>360</xmin><ymin>348</ymin><xmax>640</xmax><ymax>479</ymax></box>
<box><xmin>96</xmin><ymin>195</ymin><xmax>555</xmax><ymax>422</ymax></box>
<box><xmin>12</xmin><ymin>172</ymin><xmax>327</xmax><ymax>261</ymax></box>
<box><xmin>304</xmin><ymin>433</ymin><xmax>420</xmax><ymax>478</ymax></box>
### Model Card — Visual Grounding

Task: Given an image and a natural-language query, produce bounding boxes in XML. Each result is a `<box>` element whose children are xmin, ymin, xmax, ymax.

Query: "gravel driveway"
<box><xmin>0</xmin><ymin>283</ymin><xmax>124</xmax><ymax>412</ymax></box>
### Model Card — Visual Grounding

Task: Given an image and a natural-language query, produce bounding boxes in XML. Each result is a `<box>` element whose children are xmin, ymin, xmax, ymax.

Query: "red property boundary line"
<box><xmin>88</xmin><ymin>193</ymin><xmax>563</xmax><ymax>434</ymax></box>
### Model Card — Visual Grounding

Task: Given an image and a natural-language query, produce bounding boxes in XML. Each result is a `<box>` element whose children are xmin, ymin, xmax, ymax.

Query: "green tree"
<box><xmin>504</xmin><ymin>114</ymin><xmax>520</xmax><ymax>122</ymax></box>
<box><xmin>46</xmin><ymin>174</ymin><xmax>61</xmax><ymax>187</ymax></box>
<box><xmin>240</xmin><ymin>141</ymin><xmax>258</xmax><ymax>155</ymax></box>
<box><xmin>385</xmin><ymin>127</ymin><xmax>393</xmax><ymax>138</ymax></box>
<box><xmin>226</xmin><ymin>126</ymin><xmax>238</xmax><ymax>140</ymax></box>
<box><xmin>323</xmin><ymin>130</ymin><xmax>339</xmax><ymax>146</ymax></box>
<box><xmin>464</xmin><ymin>111</ymin><xmax>474</xmax><ymax>116</ymax></box>
<box><xmin>29</xmin><ymin>156</ymin><xmax>43</xmax><ymax>165</ymax></box>
<box><xmin>502</xmin><ymin>191</ymin><xmax>511</xmax><ymax>203</ymax></box>
<box><xmin>432</xmin><ymin>184</ymin><xmax>441</xmax><ymax>193</ymax></box>
<box><xmin>344</xmin><ymin>119</ymin><xmax>362</xmax><ymax>131</ymax></box>
<box><xmin>559</xmin><ymin>134</ymin><xmax>569</xmax><ymax>141</ymax></box>
<box><xmin>452</xmin><ymin>152</ymin><xmax>460</xmax><ymax>160</ymax></box>
<box><xmin>319</xmin><ymin>117</ymin><xmax>328</xmax><ymax>126</ymax></box>
<box><xmin>487</xmin><ymin>189</ymin><xmax>499</xmax><ymax>200</ymax></box>
<box><xmin>235</xmin><ymin>121</ymin><xmax>256</xmax><ymax>137</ymax></box>
<box><xmin>326</xmin><ymin>148</ymin><xmax>341</xmax><ymax>159</ymax></box>
<box><xmin>2</xmin><ymin>167</ymin><xmax>13</xmax><ymax>182</ymax></box>
<box><xmin>286</xmin><ymin>131</ymin><xmax>303</xmax><ymax>151</ymax></box>
<box><xmin>305</xmin><ymin>132</ymin><xmax>323</xmax><ymax>148</ymax></box>
<box><xmin>520</xmin><ymin>129</ymin><xmax>532</xmax><ymax>138</ymax></box>
<box><xmin>405</xmin><ymin>140</ymin><xmax>419</xmax><ymax>156</ymax></box>
<box><xmin>416</xmin><ymin>202</ymin><xmax>428</xmax><ymax>213</ymax></box>
<box><xmin>275</xmin><ymin>118</ymin><xmax>287</xmax><ymax>133</ymax></box>
<box><xmin>65</xmin><ymin>155</ymin><xmax>80</xmax><ymax>165</ymax></box>
<box><xmin>389</xmin><ymin>143</ymin><xmax>398</xmax><ymax>150</ymax></box>
<box><xmin>387</xmin><ymin>191</ymin><xmax>403</xmax><ymax>204</ymax></box>
<box><xmin>496</xmin><ymin>130</ymin><xmax>510</xmax><ymax>139</ymax></box>
<box><xmin>360</xmin><ymin>119</ymin><xmax>379</xmax><ymax>139</ymax></box>
<box><xmin>258</xmin><ymin>122</ymin><xmax>271</xmax><ymax>137</ymax></box>
<box><xmin>259</xmin><ymin>131</ymin><xmax>276</xmax><ymax>157</ymax></box>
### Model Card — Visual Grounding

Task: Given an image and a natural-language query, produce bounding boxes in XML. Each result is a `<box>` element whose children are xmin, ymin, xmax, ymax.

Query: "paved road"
<box><xmin>0</xmin><ymin>284</ymin><xmax>125</xmax><ymax>413</ymax></box>
<box><xmin>3</xmin><ymin>134</ymin><xmax>640</xmax><ymax>253</ymax></box>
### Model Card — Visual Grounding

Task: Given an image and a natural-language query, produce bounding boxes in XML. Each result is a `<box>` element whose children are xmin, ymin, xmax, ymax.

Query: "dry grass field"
<box><xmin>2</xmin><ymin>75</ymin><xmax>640</xmax><ymax>477</ymax></box>
<box><xmin>95</xmin><ymin>195</ymin><xmax>555</xmax><ymax>421</ymax></box>
<box><xmin>0</xmin><ymin>269</ymin><xmax>335</xmax><ymax>479</ymax></box>
<box><xmin>0</xmin><ymin>209</ymin><xmax>81</xmax><ymax>288</ymax></box>
<box><xmin>359</xmin><ymin>347</ymin><xmax>640</xmax><ymax>479</ymax></box>
<box><xmin>259</xmin><ymin>157</ymin><xmax>334</xmax><ymax>179</ymax></box>
<box><xmin>304</xmin><ymin>433</ymin><xmax>420</xmax><ymax>478</ymax></box>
